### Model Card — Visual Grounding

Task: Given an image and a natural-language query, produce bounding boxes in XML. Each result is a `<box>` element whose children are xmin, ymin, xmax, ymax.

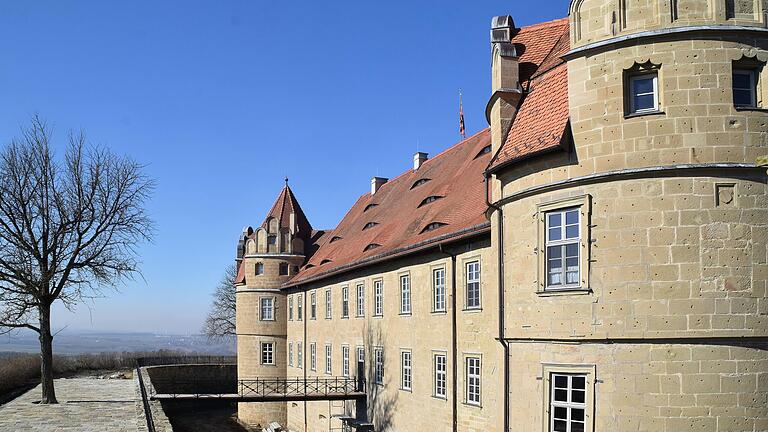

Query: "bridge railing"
<box><xmin>238</xmin><ymin>376</ymin><xmax>363</xmax><ymax>398</ymax></box>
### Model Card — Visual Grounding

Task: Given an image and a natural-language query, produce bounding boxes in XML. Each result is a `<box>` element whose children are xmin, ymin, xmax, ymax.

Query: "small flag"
<box><xmin>459</xmin><ymin>89</ymin><xmax>466</xmax><ymax>139</ymax></box>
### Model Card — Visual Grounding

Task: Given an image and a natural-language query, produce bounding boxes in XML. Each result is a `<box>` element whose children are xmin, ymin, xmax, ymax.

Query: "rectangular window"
<box><xmin>325</xmin><ymin>289</ymin><xmax>332</xmax><ymax>319</ymax></box>
<box><xmin>325</xmin><ymin>344</ymin><xmax>332</xmax><ymax>375</ymax></box>
<box><xmin>297</xmin><ymin>342</ymin><xmax>303</xmax><ymax>369</ymax></box>
<box><xmin>260</xmin><ymin>297</ymin><xmax>274</xmax><ymax>321</ymax></box>
<box><xmin>373</xmin><ymin>280</ymin><xmax>383</xmax><ymax>316</ymax></box>
<box><xmin>288</xmin><ymin>297</ymin><xmax>293</xmax><ymax>321</ymax></box>
<box><xmin>288</xmin><ymin>342</ymin><xmax>293</xmax><ymax>367</ymax></box>
<box><xmin>401</xmin><ymin>351</ymin><xmax>412</xmax><ymax>391</ymax></box>
<box><xmin>297</xmin><ymin>294</ymin><xmax>303</xmax><ymax>321</ymax></box>
<box><xmin>342</xmin><ymin>286</ymin><xmax>349</xmax><ymax>318</ymax></box>
<box><xmin>466</xmin><ymin>262</ymin><xmax>480</xmax><ymax>309</ymax></box>
<box><xmin>310</xmin><ymin>292</ymin><xmax>317</xmax><ymax>320</ymax></box>
<box><xmin>628</xmin><ymin>72</ymin><xmax>658</xmax><ymax>114</ymax></box>
<box><xmin>733</xmin><ymin>68</ymin><xmax>757</xmax><ymax>107</ymax></box>
<box><xmin>356</xmin><ymin>283</ymin><xmax>365</xmax><ymax>317</ymax></box>
<box><xmin>546</xmin><ymin>208</ymin><xmax>581</xmax><ymax>290</ymax></box>
<box><xmin>400</xmin><ymin>275</ymin><xmax>411</xmax><ymax>314</ymax></box>
<box><xmin>433</xmin><ymin>268</ymin><xmax>446</xmax><ymax>312</ymax></box>
<box><xmin>550</xmin><ymin>374</ymin><xmax>587</xmax><ymax>432</ymax></box>
<box><xmin>374</xmin><ymin>348</ymin><xmax>384</xmax><ymax>385</ymax></box>
<box><xmin>279</xmin><ymin>262</ymin><xmax>289</xmax><ymax>275</ymax></box>
<box><xmin>261</xmin><ymin>342</ymin><xmax>274</xmax><ymax>365</ymax></box>
<box><xmin>310</xmin><ymin>343</ymin><xmax>317</xmax><ymax>371</ymax></box>
<box><xmin>466</xmin><ymin>357</ymin><xmax>481</xmax><ymax>405</ymax></box>
<box><xmin>342</xmin><ymin>346</ymin><xmax>350</xmax><ymax>377</ymax></box>
<box><xmin>434</xmin><ymin>354</ymin><xmax>447</xmax><ymax>398</ymax></box>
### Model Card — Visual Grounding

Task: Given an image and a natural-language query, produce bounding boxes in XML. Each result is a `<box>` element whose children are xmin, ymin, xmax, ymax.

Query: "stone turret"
<box><xmin>235</xmin><ymin>180</ymin><xmax>312</xmax><ymax>427</ymax></box>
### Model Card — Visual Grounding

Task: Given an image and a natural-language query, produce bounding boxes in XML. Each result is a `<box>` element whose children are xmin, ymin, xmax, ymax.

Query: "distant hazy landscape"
<box><xmin>0</xmin><ymin>330</ymin><xmax>235</xmax><ymax>355</ymax></box>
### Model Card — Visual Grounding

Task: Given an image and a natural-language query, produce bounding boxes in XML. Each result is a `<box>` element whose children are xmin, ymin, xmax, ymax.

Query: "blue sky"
<box><xmin>0</xmin><ymin>1</ymin><xmax>569</xmax><ymax>334</ymax></box>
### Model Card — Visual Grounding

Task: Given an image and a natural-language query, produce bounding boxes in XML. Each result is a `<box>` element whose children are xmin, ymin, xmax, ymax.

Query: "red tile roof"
<box><xmin>488</xmin><ymin>18</ymin><xmax>571</xmax><ymax>173</ymax></box>
<box><xmin>288</xmin><ymin>129</ymin><xmax>493</xmax><ymax>286</ymax></box>
<box><xmin>262</xmin><ymin>183</ymin><xmax>312</xmax><ymax>237</ymax></box>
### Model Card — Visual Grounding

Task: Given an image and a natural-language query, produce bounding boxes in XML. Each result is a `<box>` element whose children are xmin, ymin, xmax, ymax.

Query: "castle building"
<box><xmin>235</xmin><ymin>1</ymin><xmax>768</xmax><ymax>431</ymax></box>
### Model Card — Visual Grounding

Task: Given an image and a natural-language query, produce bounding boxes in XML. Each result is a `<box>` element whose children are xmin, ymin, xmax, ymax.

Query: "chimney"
<box><xmin>371</xmin><ymin>177</ymin><xmax>388</xmax><ymax>195</ymax></box>
<box><xmin>413</xmin><ymin>152</ymin><xmax>428</xmax><ymax>170</ymax></box>
<box><xmin>487</xmin><ymin>15</ymin><xmax>522</xmax><ymax>155</ymax></box>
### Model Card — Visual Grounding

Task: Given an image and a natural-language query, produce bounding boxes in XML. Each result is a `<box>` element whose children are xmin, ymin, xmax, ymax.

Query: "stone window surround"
<box><xmin>732</xmin><ymin>54</ymin><xmax>767</xmax><ymax>109</ymax></box>
<box><xmin>325</xmin><ymin>343</ymin><xmax>333</xmax><ymax>375</ymax></box>
<box><xmin>536</xmin><ymin>194</ymin><xmax>592</xmax><ymax>296</ymax></box>
<box><xmin>288</xmin><ymin>342</ymin><xmax>293</xmax><ymax>367</ymax></box>
<box><xmin>373</xmin><ymin>278</ymin><xmax>384</xmax><ymax>317</ymax></box>
<box><xmin>463</xmin><ymin>353</ymin><xmax>482</xmax><ymax>407</ymax></box>
<box><xmin>623</xmin><ymin>61</ymin><xmax>663</xmax><ymax>118</ymax></box>
<box><xmin>462</xmin><ymin>257</ymin><xmax>482</xmax><ymax>311</ymax></box>
<box><xmin>355</xmin><ymin>281</ymin><xmax>366</xmax><ymax>318</ymax></box>
<box><xmin>540</xmin><ymin>363</ymin><xmax>596</xmax><ymax>432</ymax></box>
<box><xmin>259</xmin><ymin>296</ymin><xmax>275</xmax><ymax>321</ymax></box>
<box><xmin>310</xmin><ymin>291</ymin><xmax>317</xmax><ymax>320</ymax></box>
<box><xmin>260</xmin><ymin>341</ymin><xmax>275</xmax><ymax>366</ymax></box>
<box><xmin>325</xmin><ymin>288</ymin><xmax>332</xmax><ymax>319</ymax></box>
<box><xmin>400</xmin><ymin>349</ymin><xmax>413</xmax><ymax>392</ymax></box>
<box><xmin>341</xmin><ymin>285</ymin><xmax>350</xmax><ymax>318</ymax></box>
<box><xmin>431</xmin><ymin>264</ymin><xmax>448</xmax><ymax>314</ymax></box>
<box><xmin>432</xmin><ymin>350</ymin><xmax>448</xmax><ymax>400</ymax></box>
<box><xmin>310</xmin><ymin>342</ymin><xmax>317</xmax><ymax>371</ymax></box>
<box><xmin>398</xmin><ymin>271</ymin><xmax>412</xmax><ymax>315</ymax></box>
<box><xmin>342</xmin><ymin>344</ymin><xmax>350</xmax><ymax>377</ymax></box>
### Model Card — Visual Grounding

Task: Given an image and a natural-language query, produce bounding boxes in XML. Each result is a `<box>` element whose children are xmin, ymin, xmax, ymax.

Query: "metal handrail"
<box><xmin>136</xmin><ymin>367</ymin><xmax>156</xmax><ymax>432</ymax></box>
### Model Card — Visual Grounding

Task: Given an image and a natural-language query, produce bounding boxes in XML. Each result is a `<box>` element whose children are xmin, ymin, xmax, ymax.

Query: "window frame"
<box><xmin>342</xmin><ymin>345</ymin><xmax>350</xmax><ymax>377</ymax></box>
<box><xmin>373</xmin><ymin>279</ymin><xmax>384</xmax><ymax>317</ymax></box>
<box><xmin>733</xmin><ymin>67</ymin><xmax>758</xmax><ymax>108</ymax></box>
<box><xmin>542</xmin><ymin>364</ymin><xmax>596</xmax><ymax>432</ymax></box>
<box><xmin>325</xmin><ymin>344</ymin><xmax>333</xmax><ymax>375</ymax></box>
<box><xmin>433</xmin><ymin>267</ymin><xmax>446</xmax><ymax>313</ymax></box>
<box><xmin>399</xmin><ymin>273</ymin><xmax>411</xmax><ymax>315</ymax></box>
<box><xmin>288</xmin><ymin>297</ymin><xmax>293</xmax><ymax>321</ymax></box>
<box><xmin>434</xmin><ymin>353</ymin><xmax>447</xmax><ymax>399</ymax></box>
<box><xmin>465</xmin><ymin>355</ymin><xmax>482</xmax><ymax>406</ymax></box>
<box><xmin>310</xmin><ymin>291</ymin><xmax>317</xmax><ymax>320</ymax></box>
<box><xmin>310</xmin><ymin>342</ymin><xmax>317</xmax><ymax>371</ymax></box>
<box><xmin>400</xmin><ymin>350</ymin><xmax>412</xmax><ymax>392</ymax></box>
<box><xmin>288</xmin><ymin>342</ymin><xmax>293</xmax><ymax>367</ymax></box>
<box><xmin>356</xmin><ymin>282</ymin><xmax>365</xmax><ymax>317</ymax></box>
<box><xmin>544</xmin><ymin>207</ymin><xmax>581</xmax><ymax>291</ymax></box>
<box><xmin>325</xmin><ymin>289</ymin><xmax>332</xmax><ymax>319</ymax></box>
<box><xmin>465</xmin><ymin>260</ymin><xmax>481</xmax><ymax>310</ymax></box>
<box><xmin>536</xmin><ymin>195</ymin><xmax>592</xmax><ymax>296</ymax></box>
<box><xmin>297</xmin><ymin>342</ymin><xmax>303</xmax><ymax>369</ymax></box>
<box><xmin>627</xmin><ymin>72</ymin><xmax>659</xmax><ymax>114</ymax></box>
<box><xmin>260</xmin><ymin>296</ymin><xmax>275</xmax><ymax>321</ymax></box>
<box><xmin>279</xmin><ymin>262</ymin><xmax>289</xmax><ymax>276</ymax></box>
<box><xmin>255</xmin><ymin>262</ymin><xmax>264</xmax><ymax>275</ymax></box>
<box><xmin>341</xmin><ymin>286</ymin><xmax>349</xmax><ymax>318</ymax></box>
<box><xmin>261</xmin><ymin>341</ymin><xmax>275</xmax><ymax>365</ymax></box>
<box><xmin>297</xmin><ymin>294</ymin><xmax>303</xmax><ymax>321</ymax></box>
<box><xmin>374</xmin><ymin>347</ymin><xmax>384</xmax><ymax>385</ymax></box>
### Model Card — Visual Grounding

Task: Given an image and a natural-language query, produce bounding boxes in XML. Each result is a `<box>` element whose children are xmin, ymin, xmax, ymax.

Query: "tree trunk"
<box><xmin>38</xmin><ymin>304</ymin><xmax>57</xmax><ymax>404</ymax></box>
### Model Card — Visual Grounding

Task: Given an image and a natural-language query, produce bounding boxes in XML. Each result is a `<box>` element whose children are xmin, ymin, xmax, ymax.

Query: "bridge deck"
<box><xmin>151</xmin><ymin>392</ymin><xmax>366</xmax><ymax>402</ymax></box>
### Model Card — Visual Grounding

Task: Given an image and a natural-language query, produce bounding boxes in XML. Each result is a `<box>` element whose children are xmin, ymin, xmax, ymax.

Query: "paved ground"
<box><xmin>0</xmin><ymin>378</ymin><xmax>139</xmax><ymax>432</ymax></box>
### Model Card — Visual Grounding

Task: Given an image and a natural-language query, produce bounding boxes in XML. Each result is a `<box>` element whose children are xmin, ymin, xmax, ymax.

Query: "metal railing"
<box><xmin>136</xmin><ymin>366</ymin><xmax>156</xmax><ymax>432</ymax></box>
<box><xmin>238</xmin><ymin>376</ymin><xmax>364</xmax><ymax>398</ymax></box>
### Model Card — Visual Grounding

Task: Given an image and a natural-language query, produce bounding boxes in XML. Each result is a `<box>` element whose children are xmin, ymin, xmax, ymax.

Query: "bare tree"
<box><xmin>0</xmin><ymin>115</ymin><xmax>154</xmax><ymax>403</ymax></box>
<box><xmin>202</xmin><ymin>264</ymin><xmax>237</xmax><ymax>341</ymax></box>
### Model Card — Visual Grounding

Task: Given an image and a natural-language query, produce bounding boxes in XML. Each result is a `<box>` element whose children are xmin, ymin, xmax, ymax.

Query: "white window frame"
<box><xmin>260</xmin><ymin>297</ymin><xmax>275</xmax><ymax>321</ymax></box>
<box><xmin>733</xmin><ymin>68</ymin><xmax>758</xmax><ymax>107</ymax></box>
<box><xmin>465</xmin><ymin>261</ymin><xmax>481</xmax><ymax>309</ymax></box>
<box><xmin>373</xmin><ymin>279</ymin><xmax>383</xmax><ymax>316</ymax></box>
<box><xmin>542</xmin><ymin>364</ymin><xmax>595</xmax><ymax>432</ymax></box>
<box><xmin>400</xmin><ymin>274</ymin><xmax>411</xmax><ymax>314</ymax></box>
<box><xmin>325</xmin><ymin>344</ymin><xmax>333</xmax><ymax>375</ymax></box>
<box><xmin>356</xmin><ymin>283</ymin><xmax>365</xmax><ymax>317</ymax></box>
<box><xmin>297</xmin><ymin>342</ymin><xmax>303</xmax><ymax>369</ymax></box>
<box><xmin>310</xmin><ymin>291</ymin><xmax>317</xmax><ymax>320</ymax></box>
<box><xmin>310</xmin><ymin>342</ymin><xmax>317</xmax><ymax>371</ymax></box>
<box><xmin>374</xmin><ymin>347</ymin><xmax>384</xmax><ymax>385</ymax></box>
<box><xmin>342</xmin><ymin>345</ymin><xmax>350</xmax><ymax>377</ymax></box>
<box><xmin>433</xmin><ymin>268</ymin><xmax>446</xmax><ymax>312</ymax></box>
<box><xmin>628</xmin><ymin>72</ymin><xmax>658</xmax><ymax>114</ymax></box>
<box><xmin>325</xmin><ymin>289</ymin><xmax>332</xmax><ymax>319</ymax></box>
<box><xmin>434</xmin><ymin>353</ymin><xmax>447</xmax><ymax>398</ymax></box>
<box><xmin>545</xmin><ymin>207</ymin><xmax>581</xmax><ymax>290</ymax></box>
<box><xmin>297</xmin><ymin>294</ymin><xmax>303</xmax><ymax>321</ymax></box>
<box><xmin>341</xmin><ymin>286</ymin><xmax>349</xmax><ymax>318</ymax></box>
<box><xmin>288</xmin><ymin>342</ymin><xmax>293</xmax><ymax>367</ymax></box>
<box><xmin>261</xmin><ymin>342</ymin><xmax>274</xmax><ymax>365</ymax></box>
<box><xmin>549</xmin><ymin>373</ymin><xmax>588</xmax><ymax>432</ymax></box>
<box><xmin>466</xmin><ymin>356</ymin><xmax>481</xmax><ymax>406</ymax></box>
<box><xmin>288</xmin><ymin>297</ymin><xmax>293</xmax><ymax>321</ymax></box>
<box><xmin>401</xmin><ymin>350</ymin><xmax>412</xmax><ymax>391</ymax></box>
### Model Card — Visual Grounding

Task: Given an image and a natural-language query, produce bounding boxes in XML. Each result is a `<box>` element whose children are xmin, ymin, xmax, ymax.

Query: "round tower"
<box><xmin>235</xmin><ymin>181</ymin><xmax>312</xmax><ymax>428</ymax></box>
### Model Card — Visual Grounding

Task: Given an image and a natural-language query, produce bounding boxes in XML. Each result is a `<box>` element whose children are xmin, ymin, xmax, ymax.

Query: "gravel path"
<box><xmin>0</xmin><ymin>378</ymin><xmax>140</xmax><ymax>432</ymax></box>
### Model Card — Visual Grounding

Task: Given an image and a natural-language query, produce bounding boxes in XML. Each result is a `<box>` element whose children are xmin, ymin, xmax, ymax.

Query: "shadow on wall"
<box><xmin>345</xmin><ymin>324</ymin><xmax>397</xmax><ymax>432</ymax></box>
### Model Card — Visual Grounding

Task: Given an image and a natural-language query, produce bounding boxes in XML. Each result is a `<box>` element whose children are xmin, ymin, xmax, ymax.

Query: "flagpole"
<box><xmin>459</xmin><ymin>89</ymin><xmax>466</xmax><ymax>139</ymax></box>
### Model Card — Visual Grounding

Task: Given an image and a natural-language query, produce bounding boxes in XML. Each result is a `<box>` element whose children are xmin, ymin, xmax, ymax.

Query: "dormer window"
<box><xmin>411</xmin><ymin>178</ymin><xmax>431</xmax><ymax>189</ymax></box>
<box><xmin>320</xmin><ymin>259</ymin><xmax>333</xmax><ymax>265</ymax></box>
<box><xmin>418</xmin><ymin>196</ymin><xmax>443</xmax><ymax>207</ymax></box>
<box><xmin>305</xmin><ymin>264</ymin><xmax>315</xmax><ymax>269</ymax></box>
<box><xmin>330</xmin><ymin>236</ymin><xmax>342</xmax><ymax>243</ymax></box>
<box><xmin>363</xmin><ymin>222</ymin><xmax>379</xmax><ymax>231</ymax></box>
<box><xmin>364</xmin><ymin>243</ymin><xmax>381</xmax><ymax>252</ymax></box>
<box><xmin>364</xmin><ymin>203</ymin><xmax>378</xmax><ymax>212</ymax></box>
<box><xmin>474</xmin><ymin>145</ymin><xmax>491</xmax><ymax>159</ymax></box>
<box><xmin>421</xmin><ymin>222</ymin><xmax>447</xmax><ymax>233</ymax></box>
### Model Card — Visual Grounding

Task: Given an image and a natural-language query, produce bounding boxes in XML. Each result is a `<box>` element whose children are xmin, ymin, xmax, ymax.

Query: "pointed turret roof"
<box><xmin>262</xmin><ymin>180</ymin><xmax>312</xmax><ymax>237</ymax></box>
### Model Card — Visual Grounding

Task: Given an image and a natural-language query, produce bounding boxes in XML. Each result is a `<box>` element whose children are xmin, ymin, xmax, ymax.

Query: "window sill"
<box><xmin>735</xmin><ymin>106</ymin><xmax>768</xmax><ymax>112</ymax></box>
<box><xmin>463</xmin><ymin>307</ymin><xmax>482</xmax><ymax>313</ymax></box>
<box><xmin>431</xmin><ymin>310</ymin><xmax>448</xmax><ymax>315</ymax></box>
<box><xmin>341</xmin><ymin>316</ymin><xmax>349</xmax><ymax>320</ymax></box>
<box><xmin>463</xmin><ymin>401</ymin><xmax>482</xmax><ymax>409</ymax></box>
<box><xmin>432</xmin><ymin>394</ymin><xmax>448</xmax><ymax>401</ymax></box>
<box><xmin>399</xmin><ymin>388</ymin><xmax>412</xmax><ymax>393</ymax></box>
<box><xmin>399</xmin><ymin>312</ymin><xmax>412</xmax><ymax>316</ymax></box>
<box><xmin>624</xmin><ymin>110</ymin><xmax>664</xmax><ymax>119</ymax></box>
<box><xmin>536</xmin><ymin>288</ymin><xmax>592</xmax><ymax>297</ymax></box>
<box><xmin>372</xmin><ymin>314</ymin><xmax>384</xmax><ymax>319</ymax></box>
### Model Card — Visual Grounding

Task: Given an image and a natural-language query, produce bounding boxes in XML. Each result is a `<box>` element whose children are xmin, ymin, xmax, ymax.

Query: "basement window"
<box><xmin>363</xmin><ymin>222</ymin><xmax>379</xmax><ymax>230</ymax></box>
<box><xmin>418</xmin><ymin>196</ymin><xmax>443</xmax><ymax>207</ymax></box>
<box><xmin>421</xmin><ymin>222</ymin><xmax>447</xmax><ymax>233</ymax></box>
<box><xmin>411</xmin><ymin>178</ymin><xmax>431</xmax><ymax>189</ymax></box>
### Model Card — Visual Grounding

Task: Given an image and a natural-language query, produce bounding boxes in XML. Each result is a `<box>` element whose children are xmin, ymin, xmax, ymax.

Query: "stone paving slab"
<box><xmin>0</xmin><ymin>378</ymin><xmax>139</xmax><ymax>432</ymax></box>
